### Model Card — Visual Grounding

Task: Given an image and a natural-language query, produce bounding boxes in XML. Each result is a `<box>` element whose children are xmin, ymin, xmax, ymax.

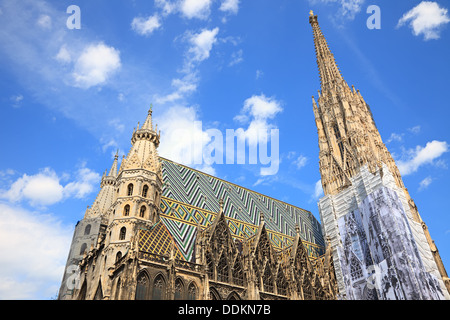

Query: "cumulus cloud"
<box><xmin>186</xmin><ymin>27</ymin><xmax>220</xmax><ymax>64</ymax></box>
<box><xmin>1</xmin><ymin>166</ymin><xmax>100</xmax><ymax>207</ymax></box>
<box><xmin>397</xmin><ymin>1</ymin><xmax>450</xmax><ymax>40</ymax></box>
<box><xmin>0</xmin><ymin>203</ymin><xmax>73</xmax><ymax>299</ymax></box>
<box><xmin>180</xmin><ymin>0</ymin><xmax>212</xmax><ymax>20</ymax></box>
<box><xmin>156</xmin><ymin>105</ymin><xmax>215</xmax><ymax>174</ymax></box>
<box><xmin>72</xmin><ymin>42</ymin><xmax>121</xmax><ymax>89</ymax></box>
<box><xmin>63</xmin><ymin>166</ymin><xmax>101</xmax><ymax>199</ymax></box>
<box><xmin>397</xmin><ymin>140</ymin><xmax>449</xmax><ymax>175</ymax></box>
<box><xmin>234</xmin><ymin>94</ymin><xmax>283</xmax><ymax>146</ymax></box>
<box><xmin>220</xmin><ymin>0</ymin><xmax>240</xmax><ymax>15</ymax></box>
<box><xmin>131</xmin><ymin>14</ymin><xmax>161</xmax><ymax>36</ymax></box>
<box><xmin>3</xmin><ymin>168</ymin><xmax>64</xmax><ymax>207</ymax></box>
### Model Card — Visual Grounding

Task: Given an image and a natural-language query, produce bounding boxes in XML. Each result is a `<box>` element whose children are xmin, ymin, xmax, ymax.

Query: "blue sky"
<box><xmin>0</xmin><ymin>0</ymin><xmax>449</xmax><ymax>299</ymax></box>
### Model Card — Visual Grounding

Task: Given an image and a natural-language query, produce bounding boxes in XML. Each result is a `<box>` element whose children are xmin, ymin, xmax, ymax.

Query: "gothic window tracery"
<box><xmin>187</xmin><ymin>282</ymin><xmax>197</xmax><ymax>300</ymax></box>
<box><xmin>123</xmin><ymin>204</ymin><xmax>130</xmax><ymax>216</ymax></box>
<box><xmin>232</xmin><ymin>258</ymin><xmax>244</xmax><ymax>286</ymax></box>
<box><xmin>350</xmin><ymin>255</ymin><xmax>362</xmax><ymax>280</ymax></box>
<box><xmin>217</xmin><ymin>253</ymin><xmax>229</xmax><ymax>283</ymax></box>
<box><xmin>276</xmin><ymin>268</ymin><xmax>288</xmax><ymax>296</ymax></box>
<box><xmin>152</xmin><ymin>274</ymin><xmax>166</xmax><ymax>300</ymax></box>
<box><xmin>135</xmin><ymin>272</ymin><xmax>149</xmax><ymax>300</ymax></box>
<box><xmin>206</xmin><ymin>251</ymin><xmax>214</xmax><ymax>279</ymax></box>
<box><xmin>174</xmin><ymin>278</ymin><xmax>184</xmax><ymax>300</ymax></box>
<box><xmin>263</xmin><ymin>264</ymin><xmax>274</xmax><ymax>293</ymax></box>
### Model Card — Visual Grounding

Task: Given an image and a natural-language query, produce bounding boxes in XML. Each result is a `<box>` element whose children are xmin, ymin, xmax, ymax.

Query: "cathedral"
<box><xmin>58</xmin><ymin>12</ymin><xmax>449</xmax><ymax>300</ymax></box>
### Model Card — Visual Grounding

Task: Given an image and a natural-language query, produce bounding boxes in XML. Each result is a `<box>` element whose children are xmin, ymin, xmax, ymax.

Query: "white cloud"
<box><xmin>408</xmin><ymin>125</ymin><xmax>421</xmax><ymax>134</ymax></box>
<box><xmin>234</xmin><ymin>94</ymin><xmax>283</xmax><ymax>147</ymax></box>
<box><xmin>220</xmin><ymin>0</ymin><xmax>240</xmax><ymax>15</ymax></box>
<box><xmin>63</xmin><ymin>166</ymin><xmax>101</xmax><ymax>200</ymax></box>
<box><xmin>156</xmin><ymin>28</ymin><xmax>219</xmax><ymax>103</ymax></box>
<box><xmin>419</xmin><ymin>176</ymin><xmax>433</xmax><ymax>191</ymax></box>
<box><xmin>131</xmin><ymin>14</ymin><xmax>161</xmax><ymax>36</ymax></box>
<box><xmin>55</xmin><ymin>45</ymin><xmax>71</xmax><ymax>64</ymax></box>
<box><xmin>36</xmin><ymin>14</ymin><xmax>52</xmax><ymax>29</ymax></box>
<box><xmin>72</xmin><ymin>42</ymin><xmax>121</xmax><ymax>89</ymax></box>
<box><xmin>156</xmin><ymin>105</ymin><xmax>213</xmax><ymax>172</ymax></box>
<box><xmin>309</xmin><ymin>0</ymin><xmax>365</xmax><ymax>20</ymax></box>
<box><xmin>180</xmin><ymin>0</ymin><xmax>212</xmax><ymax>19</ymax></box>
<box><xmin>3</xmin><ymin>168</ymin><xmax>64</xmax><ymax>207</ymax></box>
<box><xmin>397</xmin><ymin>140</ymin><xmax>449</xmax><ymax>175</ymax></box>
<box><xmin>314</xmin><ymin>179</ymin><xmax>324</xmax><ymax>199</ymax></box>
<box><xmin>1</xmin><ymin>166</ymin><xmax>100</xmax><ymax>207</ymax></box>
<box><xmin>155</xmin><ymin>0</ymin><xmax>178</xmax><ymax>16</ymax></box>
<box><xmin>397</xmin><ymin>1</ymin><xmax>450</xmax><ymax>40</ymax></box>
<box><xmin>0</xmin><ymin>203</ymin><xmax>73</xmax><ymax>299</ymax></box>
<box><xmin>294</xmin><ymin>155</ymin><xmax>308</xmax><ymax>169</ymax></box>
<box><xmin>229</xmin><ymin>49</ymin><xmax>243</xmax><ymax>66</ymax></box>
<box><xmin>386</xmin><ymin>132</ymin><xmax>404</xmax><ymax>144</ymax></box>
<box><xmin>187</xmin><ymin>27</ymin><xmax>220</xmax><ymax>64</ymax></box>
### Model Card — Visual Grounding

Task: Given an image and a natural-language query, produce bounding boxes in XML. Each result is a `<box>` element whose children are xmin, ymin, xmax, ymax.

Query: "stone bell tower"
<box><xmin>103</xmin><ymin>105</ymin><xmax>163</xmax><ymax>271</ymax></box>
<box><xmin>309</xmin><ymin>11</ymin><xmax>449</xmax><ymax>299</ymax></box>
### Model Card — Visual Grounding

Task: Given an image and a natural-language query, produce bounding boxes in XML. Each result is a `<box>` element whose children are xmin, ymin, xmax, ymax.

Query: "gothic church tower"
<box><xmin>103</xmin><ymin>105</ymin><xmax>163</xmax><ymax>273</ymax></box>
<box><xmin>58</xmin><ymin>105</ymin><xmax>163</xmax><ymax>300</ymax></box>
<box><xmin>309</xmin><ymin>11</ymin><xmax>449</xmax><ymax>299</ymax></box>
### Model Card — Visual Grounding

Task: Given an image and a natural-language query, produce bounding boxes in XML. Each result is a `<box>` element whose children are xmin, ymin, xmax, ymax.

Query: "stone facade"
<box><xmin>58</xmin><ymin>105</ymin><xmax>336</xmax><ymax>300</ymax></box>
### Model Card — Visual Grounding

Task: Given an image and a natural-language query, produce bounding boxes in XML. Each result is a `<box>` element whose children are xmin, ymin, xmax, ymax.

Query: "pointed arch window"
<box><xmin>152</xmin><ymin>275</ymin><xmax>166</xmax><ymax>300</ymax></box>
<box><xmin>187</xmin><ymin>283</ymin><xmax>197</xmax><ymax>300</ymax></box>
<box><xmin>217</xmin><ymin>253</ymin><xmax>229</xmax><ymax>283</ymax></box>
<box><xmin>123</xmin><ymin>204</ymin><xmax>130</xmax><ymax>216</ymax></box>
<box><xmin>206</xmin><ymin>252</ymin><xmax>214</xmax><ymax>279</ymax></box>
<box><xmin>142</xmin><ymin>185</ymin><xmax>149</xmax><ymax>198</ymax></box>
<box><xmin>79</xmin><ymin>243</ymin><xmax>87</xmax><ymax>255</ymax></box>
<box><xmin>135</xmin><ymin>272</ymin><xmax>149</xmax><ymax>300</ymax></box>
<box><xmin>262</xmin><ymin>265</ymin><xmax>274</xmax><ymax>293</ymax></box>
<box><xmin>127</xmin><ymin>183</ymin><xmax>134</xmax><ymax>196</ymax></box>
<box><xmin>84</xmin><ymin>224</ymin><xmax>91</xmax><ymax>235</ymax></box>
<box><xmin>174</xmin><ymin>278</ymin><xmax>184</xmax><ymax>300</ymax></box>
<box><xmin>232</xmin><ymin>259</ymin><xmax>244</xmax><ymax>286</ymax></box>
<box><xmin>139</xmin><ymin>206</ymin><xmax>146</xmax><ymax>218</ymax></box>
<box><xmin>276</xmin><ymin>269</ymin><xmax>288</xmax><ymax>296</ymax></box>
<box><xmin>116</xmin><ymin>251</ymin><xmax>122</xmax><ymax>262</ymax></box>
<box><xmin>94</xmin><ymin>281</ymin><xmax>103</xmax><ymax>300</ymax></box>
<box><xmin>115</xmin><ymin>278</ymin><xmax>121</xmax><ymax>300</ymax></box>
<box><xmin>350</xmin><ymin>255</ymin><xmax>363</xmax><ymax>280</ymax></box>
<box><xmin>119</xmin><ymin>227</ymin><xmax>126</xmax><ymax>240</ymax></box>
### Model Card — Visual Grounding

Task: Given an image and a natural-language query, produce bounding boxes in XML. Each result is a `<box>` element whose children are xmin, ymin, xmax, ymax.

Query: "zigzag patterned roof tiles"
<box><xmin>148</xmin><ymin>158</ymin><xmax>325</xmax><ymax>262</ymax></box>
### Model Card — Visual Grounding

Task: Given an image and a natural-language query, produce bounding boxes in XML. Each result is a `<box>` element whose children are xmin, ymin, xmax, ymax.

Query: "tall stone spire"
<box><xmin>309</xmin><ymin>11</ymin><xmax>346</xmax><ymax>94</ymax></box>
<box><xmin>309</xmin><ymin>13</ymin><xmax>404</xmax><ymax>196</ymax></box>
<box><xmin>310</xmin><ymin>12</ymin><xmax>450</xmax><ymax>298</ymax></box>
